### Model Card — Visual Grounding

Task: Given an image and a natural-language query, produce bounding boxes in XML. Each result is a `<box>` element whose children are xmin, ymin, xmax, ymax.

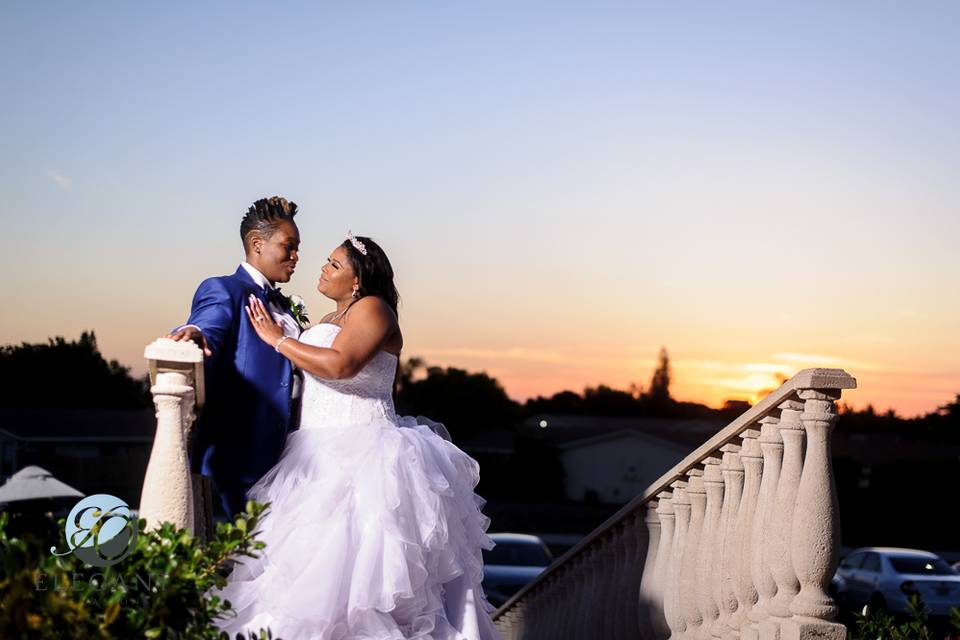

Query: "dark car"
<box><xmin>482</xmin><ymin>533</ymin><xmax>554</xmax><ymax>608</ymax></box>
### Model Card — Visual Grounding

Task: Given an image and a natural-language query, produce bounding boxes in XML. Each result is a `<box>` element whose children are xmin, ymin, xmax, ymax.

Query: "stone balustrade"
<box><xmin>493</xmin><ymin>368</ymin><xmax>856</xmax><ymax>640</ymax></box>
<box><xmin>139</xmin><ymin>338</ymin><xmax>215</xmax><ymax>539</ymax></box>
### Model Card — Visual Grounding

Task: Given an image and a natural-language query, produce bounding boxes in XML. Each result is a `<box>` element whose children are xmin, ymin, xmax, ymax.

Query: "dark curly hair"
<box><xmin>240</xmin><ymin>196</ymin><xmax>298</xmax><ymax>250</ymax></box>
<box><xmin>341</xmin><ymin>236</ymin><xmax>400</xmax><ymax>317</ymax></box>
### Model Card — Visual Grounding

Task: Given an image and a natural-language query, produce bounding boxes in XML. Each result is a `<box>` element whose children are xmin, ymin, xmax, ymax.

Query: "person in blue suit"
<box><xmin>166</xmin><ymin>196</ymin><xmax>304</xmax><ymax>517</ymax></box>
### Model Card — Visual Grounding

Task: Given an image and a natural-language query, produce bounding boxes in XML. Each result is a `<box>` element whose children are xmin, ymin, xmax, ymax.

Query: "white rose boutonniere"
<box><xmin>288</xmin><ymin>294</ymin><xmax>309</xmax><ymax>326</ymax></box>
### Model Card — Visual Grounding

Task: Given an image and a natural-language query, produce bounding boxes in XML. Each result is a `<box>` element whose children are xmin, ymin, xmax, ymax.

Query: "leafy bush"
<box><xmin>851</xmin><ymin>593</ymin><xmax>960</xmax><ymax>640</ymax></box>
<box><xmin>0</xmin><ymin>501</ymin><xmax>279</xmax><ymax>639</ymax></box>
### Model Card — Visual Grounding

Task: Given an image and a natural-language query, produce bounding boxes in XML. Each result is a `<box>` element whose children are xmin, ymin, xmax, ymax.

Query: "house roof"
<box><xmin>0</xmin><ymin>409</ymin><xmax>156</xmax><ymax>443</ymax></box>
<box><xmin>553</xmin><ymin>427</ymin><xmax>692</xmax><ymax>453</ymax></box>
<box><xmin>521</xmin><ymin>414</ymin><xmax>727</xmax><ymax>449</ymax></box>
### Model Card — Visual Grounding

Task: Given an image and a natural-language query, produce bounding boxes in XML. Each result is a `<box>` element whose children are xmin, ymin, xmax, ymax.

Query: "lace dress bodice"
<box><xmin>297</xmin><ymin>323</ymin><xmax>399</xmax><ymax>428</ymax></box>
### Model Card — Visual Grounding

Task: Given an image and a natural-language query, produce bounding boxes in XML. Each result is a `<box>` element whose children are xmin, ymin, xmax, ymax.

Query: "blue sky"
<box><xmin>2</xmin><ymin>3</ymin><xmax>958</xmax><ymax>414</ymax></box>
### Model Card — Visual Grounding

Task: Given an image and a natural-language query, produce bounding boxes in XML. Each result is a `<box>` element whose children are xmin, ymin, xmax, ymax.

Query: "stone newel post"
<box><xmin>781</xmin><ymin>389</ymin><xmax>846</xmax><ymax>640</ymax></box>
<box><xmin>139</xmin><ymin>338</ymin><xmax>204</xmax><ymax>533</ymax></box>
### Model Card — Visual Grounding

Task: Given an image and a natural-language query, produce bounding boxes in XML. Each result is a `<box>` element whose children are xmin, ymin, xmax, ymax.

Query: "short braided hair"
<box><xmin>240</xmin><ymin>196</ymin><xmax>298</xmax><ymax>250</ymax></box>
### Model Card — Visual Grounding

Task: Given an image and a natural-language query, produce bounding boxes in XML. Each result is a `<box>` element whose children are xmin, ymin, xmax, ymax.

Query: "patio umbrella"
<box><xmin>0</xmin><ymin>465</ymin><xmax>84</xmax><ymax>505</ymax></box>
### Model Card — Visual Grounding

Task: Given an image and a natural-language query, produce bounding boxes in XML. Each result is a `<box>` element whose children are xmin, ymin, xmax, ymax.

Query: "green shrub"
<box><xmin>851</xmin><ymin>592</ymin><xmax>960</xmax><ymax>640</ymax></box>
<box><xmin>0</xmin><ymin>501</ymin><xmax>280</xmax><ymax>639</ymax></box>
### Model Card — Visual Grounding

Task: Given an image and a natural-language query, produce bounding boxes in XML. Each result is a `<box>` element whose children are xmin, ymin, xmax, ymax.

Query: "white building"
<box><xmin>522</xmin><ymin>414</ymin><xmax>726</xmax><ymax>504</ymax></box>
<box><xmin>557</xmin><ymin>429</ymin><xmax>690</xmax><ymax>503</ymax></box>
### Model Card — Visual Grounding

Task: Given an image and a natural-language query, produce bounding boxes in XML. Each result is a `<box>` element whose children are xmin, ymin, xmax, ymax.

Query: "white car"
<box><xmin>481</xmin><ymin>533</ymin><xmax>554</xmax><ymax>608</ymax></box>
<box><xmin>835</xmin><ymin>547</ymin><xmax>960</xmax><ymax>616</ymax></box>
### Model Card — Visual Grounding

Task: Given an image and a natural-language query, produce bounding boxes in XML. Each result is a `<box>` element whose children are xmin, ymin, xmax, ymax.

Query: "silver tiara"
<box><xmin>346</xmin><ymin>230</ymin><xmax>367</xmax><ymax>255</ymax></box>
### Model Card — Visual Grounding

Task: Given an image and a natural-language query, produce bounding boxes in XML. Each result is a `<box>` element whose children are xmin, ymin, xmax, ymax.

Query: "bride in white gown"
<box><xmin>212</xmin><ymin>234</ymin><xmax>502</xmax><ymax>640</ymax></box>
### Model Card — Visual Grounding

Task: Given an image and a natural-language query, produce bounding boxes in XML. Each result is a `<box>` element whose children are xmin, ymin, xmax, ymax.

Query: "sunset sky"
<box><xmin>2</xmin><ymin>3</ymin><xmax>958</xmax><ymax>417</ymax></box>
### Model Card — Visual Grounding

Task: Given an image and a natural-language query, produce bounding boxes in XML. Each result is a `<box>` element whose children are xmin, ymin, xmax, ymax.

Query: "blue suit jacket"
<box><xmin>183</xmin><ymin>266</ymin><xmax>295</xmax><ymax>485</ymax></box>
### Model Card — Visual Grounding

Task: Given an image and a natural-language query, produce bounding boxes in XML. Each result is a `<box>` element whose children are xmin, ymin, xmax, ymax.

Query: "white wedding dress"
<box><xmin>212</xmin><ymin>323</ymin><xmax>502</xmax><ymax>640</ymax></box>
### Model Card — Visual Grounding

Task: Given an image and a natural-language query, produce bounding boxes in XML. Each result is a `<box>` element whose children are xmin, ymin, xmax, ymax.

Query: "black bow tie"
<box><xmin>264</xmin><ymin>287</ymin><xmax>287</xmax><ymax>307</ymax></box>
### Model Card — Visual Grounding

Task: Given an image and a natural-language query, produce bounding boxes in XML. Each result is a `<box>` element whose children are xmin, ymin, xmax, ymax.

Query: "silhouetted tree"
<box><xmin>0</xmin><ymin>332</ymin><xmax>150</xmax><ymax>408</ymax></box>
<box><xmin>395</xmin><ymin>363</ymin><xmax>521</xmax><ymax>441</ymax></box>
<box><xmin>582</xmin><ymin>385</ymin><xmax>638</xmax><ymax>416</ymax></box>
<box><xmin>648</xmin><ymin>347</ymin><xmax>673</xmax><ymax>412</ymax></box>
<box><xmin>393</xmin><ymin>356</ymin><xmax>425</xmax><ymax>399</ymax></box>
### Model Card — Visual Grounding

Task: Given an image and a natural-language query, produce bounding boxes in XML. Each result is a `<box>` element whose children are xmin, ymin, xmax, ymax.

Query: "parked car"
<box><xmin>482</xmin><ymin>533</ymin><xmax>554</xmax><ymax>608</ymax></box>
<box><xmin>834</xmin><ymin>547</ymin><xmax>960</xmax><ymax>616</ymax></box>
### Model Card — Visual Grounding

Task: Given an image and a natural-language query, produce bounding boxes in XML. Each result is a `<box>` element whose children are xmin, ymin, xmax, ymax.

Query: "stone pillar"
<box><xmin>760</xmin><ymin>399</ymin><xmax>805</xmax><ymax>640</ymax></box>
<box><xmin>669</xmin><ymin>482</ymin><xmax>691</xmax><ymax>639</ymax></box>
<box><xmin>655</xmin><ymin>492</ymin><xmax>676</xmax><ymax>640</ymax></box>
<box><xmin>745</xmin><ymin>417</ymin><xmax>783</xmax><ymax>640</ymax></box>
<box><xmin>780</xmin><ymin>390</ymin><xmax>846</xmax><ymax>640</ymax></box>
<box><xmin>719</xmin><ymin>445</ymin><xmax>745</xmax><ymax>639</ymax></box>
<box><xmin>682</xmin><ymin>470</ymin><xmax>707</xmax><ymax>640</ymax></box>
<box><xmin>640</xmin><ymin>502</ymin><xmax>665</xmax><ymax>640</ymax></box>
<box><xmin>733</xmin><ymin>430</ymin><xmax>763</xmax><ymax>636</ymax></box>
<box><xmin>139</xmin><ymin>338</ymin><xmax>204</xmax><ymax>534</ymax></box>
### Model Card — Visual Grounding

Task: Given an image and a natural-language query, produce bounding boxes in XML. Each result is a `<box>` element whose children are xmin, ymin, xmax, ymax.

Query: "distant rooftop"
<box><xmin>521</xmin><ymin>414</ymin><xmax>727</xmax><ymax>449</ymax></box>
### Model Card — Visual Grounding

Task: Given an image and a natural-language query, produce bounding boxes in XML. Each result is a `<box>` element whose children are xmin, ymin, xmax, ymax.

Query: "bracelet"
<box><xmin>275</xmin><ymin>336</ymin><xmax>291</xmax><ymax>352</ymax></box>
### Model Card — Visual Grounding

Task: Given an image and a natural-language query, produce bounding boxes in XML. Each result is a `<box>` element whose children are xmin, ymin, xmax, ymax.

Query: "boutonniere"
<box><xmin>284</xmin><ymin>293</ymin><xmax>309</xmax><ymax>326</ymax></box>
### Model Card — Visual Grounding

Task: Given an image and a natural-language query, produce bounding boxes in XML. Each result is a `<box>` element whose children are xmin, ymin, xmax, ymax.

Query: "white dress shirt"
<box><xmin>241</xmin><ymin>262</ymin><xmax>304</xmax><ymax>401</ymax></box>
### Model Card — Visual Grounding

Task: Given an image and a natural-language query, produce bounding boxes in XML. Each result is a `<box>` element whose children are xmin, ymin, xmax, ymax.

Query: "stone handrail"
<box><xmin>139</xmin><ymin>338</ymin><xmax>215</xmax><ymax>539</ymax></box>
<box><xmin>493</xmin><ymin>368</ymin><xmax>856</xmax><ymax>640</ymax></box>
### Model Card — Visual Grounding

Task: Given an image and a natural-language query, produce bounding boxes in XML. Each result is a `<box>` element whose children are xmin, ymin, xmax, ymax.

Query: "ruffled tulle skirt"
<box><xmin>210</xmin><ymin>416</ymin><xmax>502</xmax><ymax>640</ymax></box>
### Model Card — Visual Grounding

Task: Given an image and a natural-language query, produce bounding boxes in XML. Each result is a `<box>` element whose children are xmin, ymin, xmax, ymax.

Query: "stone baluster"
<box><xmin>608</xmin><ymin>527</ymin><xmax>624</xmax><ymax>640</ymax></box>
<box><xmin>745</xmin><ymin>416</ymin><xmax>783</xmax><ymax>640</ymax></box>
<box><xmin>616</xmin><ymin>527</ymin><xmax>632</xmax><ymax>640</ymax></box>
<box><xmin>496</xmin><ymin>609</ymin><xmax>512</xmax><ymax>638</ymax></box>
<box><xmin>669</xmin><ymin>482</ymin><xmax>691</xmax><ymax>639</ymax></box>
<box><xmin>619</xmin><ymin>517</ymin><xmax>640</xmax><ymax>640</ymax></box>
<box><xmin>719</xmin><ymin>444</ymin><xmax>745</xmax><ymax>639</ymax></box>
<box><xmin>543</xmin><ymin>564</ymin><xmax>572</xmax><ymax>638</ymax></box>
<box><xmin>581</xmin><ymin>548</ymin><xmax>599</xmax><ymax>640</ymax></box>
<box><xmin>139</xmin><ymin>338</ymin><xmax>204</xmax><ymax>533</ymax></box>
<box><xmin>525</xmin><ymin>585</ymin><xmax>541</xmax><ymax>640</ymax></box>
<box><xmin>733</xmin><ymin>429</ymin><xmax>763</xmax><ymax>636</ymax></box>
<box><xmin>579</xmin><ymin>554</ymin><xmax>594</xmax><ymax>639</ymax></box>
<box><xmin>780</xmin><ymin>390</ymin><xmax>846</xmax><ymax>640</ymax></box>
<box><xmin>639</xmin><ymin>502</ymin><xmax>665</xmax><ymax>640</ymax></box>
<box><xmin>654</xmin><ymin>492</ymin><xmax>676</xmax><ymax>640</ymax></box>
<box><xmin>567</xmin><ymin>557</ymin><xmax>585</xmax><ymax>640</ymax></box>
<box><xmin>681</xmin><ymin>470</ymin><xmax>707</xmax><ymax>640</ymax></box>
<box><xmin>697</xmin><ymin>457</ymin><xmax>723</xmax><ymax>640</ymax></box>
<box><xmin>510</xmin><ymin>612</ymin><xmax>520</xmax><ymax>640</ymax></box>
<box><xmin>598</xmin><ymin>534</ymin><xmax>617</xmax><ymax>640</ymax></box>
<box><xmin>710</xmin><ymin>445</ymin><xmax>740</xmax><ymax>638</ymax></box>
<box><xmin>760</xmin><ymin>399</ymin><xmax>805</xmax><ymax>640</ymax></box>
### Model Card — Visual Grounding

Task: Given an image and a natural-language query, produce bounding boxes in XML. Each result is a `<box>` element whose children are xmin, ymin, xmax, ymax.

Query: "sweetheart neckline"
<box><xmin>309</xmin><ymin>322</ymin><xmax>400</xmax><ymax>360</ymax></box>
